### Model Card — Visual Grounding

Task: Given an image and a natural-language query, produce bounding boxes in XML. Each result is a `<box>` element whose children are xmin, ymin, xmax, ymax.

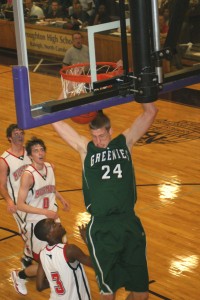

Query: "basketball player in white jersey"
<box><xmin>34</xmin><ymin>218</ymin><xmax>92</xmax><ymax>300</ymax></box>
<box><xmin>0</xmin><ymin>124</ymin><xmax>32</xmax><ymax>267</ymax></box>
<box><xmin>11</xmin><ymin>137</ymin><xmax>69</xmax><ymax>296</ymax></box>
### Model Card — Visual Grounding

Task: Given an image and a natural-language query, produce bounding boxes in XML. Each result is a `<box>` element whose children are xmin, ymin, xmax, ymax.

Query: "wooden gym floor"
<box><xmin>0</xmin><ymin>64</ymin><xmax>200</xmax><ymax>300</ymax></box>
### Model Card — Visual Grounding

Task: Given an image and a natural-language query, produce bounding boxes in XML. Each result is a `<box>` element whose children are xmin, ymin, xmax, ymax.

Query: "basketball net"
<box><xmin>60</xmin><ymin>62</ymin><xmax>123</xmax><ymax>99</ymax></box>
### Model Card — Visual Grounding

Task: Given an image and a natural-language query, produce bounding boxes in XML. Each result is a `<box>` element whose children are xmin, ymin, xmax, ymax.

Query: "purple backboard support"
<box><xmin>163</xmin><ymin>71</ymin><xmax>200</xmax><ymax>93</ymax></box>
<box><xmin>12</xmin><ymin>66</ymin><xmax>200</xmax><ymax>130</ymax></box>
<box><xmin>12</xmin><ymin>66</ymin><xmax>134</xmax><ymax>129</ymax></box>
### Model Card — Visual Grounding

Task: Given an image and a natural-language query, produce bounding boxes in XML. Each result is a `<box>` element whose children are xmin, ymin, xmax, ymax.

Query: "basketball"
<box><xmin>71</xmin><ymin>111</ymin><xmax>98</xmax><ymax>124</ymax></box>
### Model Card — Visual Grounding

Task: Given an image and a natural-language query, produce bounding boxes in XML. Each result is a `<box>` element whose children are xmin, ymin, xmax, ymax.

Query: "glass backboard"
<box><xmin>11</xmin><ymin>0</ymin><xmax>200</xmax><ymax>129</ymax></box>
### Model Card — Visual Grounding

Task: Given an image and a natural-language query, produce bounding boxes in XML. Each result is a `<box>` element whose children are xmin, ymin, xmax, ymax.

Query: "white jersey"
<box><xmin>24</xmin><ymin>162</ymin><xmax>57</xmax><ymax>223</ymax></box>
<box><xmin>40</xmin><ymin>243</ymin><xmax>91</xmax><ymax>300</ymax></box>
<box><xmin>0</xmin><ymin>149</ymin><xmax>31</xmax><ymax>203</ymax></box>
<box><xmin>0</xmin><ymin>149</ymin><xmax>31</xmax><ymax>236</ymax></box>
<box><xmin>23</xmin><ymin>162</ymin><xmax>59</xmax><ymax>260</ymax></box>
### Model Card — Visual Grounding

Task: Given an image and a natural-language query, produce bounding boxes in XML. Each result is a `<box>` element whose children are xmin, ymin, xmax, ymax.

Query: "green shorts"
<box><xmin>86</xmin><ymin>212</ymin><xmax>149</xmax><ymax>294</ymax></box>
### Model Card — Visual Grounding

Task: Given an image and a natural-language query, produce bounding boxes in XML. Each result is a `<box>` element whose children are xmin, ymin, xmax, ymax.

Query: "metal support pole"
<box><xmin>151</xmin><ymin>0</ymin><xmax>163</xmax><ymax>83</ymax></box>
<box><xmin>119</xmin><ymin>0</ymin><xmax>129</xmax><ymax>76</ymax></box>
<box><xmin>12</xmin><ymin>0</ymin><xmax>32</xmax><ymax>105</ymax></box>
<box><xmin>12</xmin><ymin>0</ymin><xmax>28</xmax><ymax>67</ymax></box>
<box><xmin>129</xmin><ymin>0</ymin><xmax>158</xmax><ymax>102</ymax></box>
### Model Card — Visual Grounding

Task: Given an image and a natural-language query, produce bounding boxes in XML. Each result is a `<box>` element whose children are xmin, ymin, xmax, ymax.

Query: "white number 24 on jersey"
<box><xmin>102</xmin><ymin>164</ymin><xmax>122</xmax><ymax>179</ymax></box>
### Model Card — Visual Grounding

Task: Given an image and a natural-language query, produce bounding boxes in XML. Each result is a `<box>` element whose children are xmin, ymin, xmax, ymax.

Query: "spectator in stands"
<box><xmin>69</xmin><ymin>0</ymin><xmax>95</xmax><ymax>17</ymax></box>
<box><xmin>160</xmin><ymin>0</ymin><xmax>174</xmax><ymax>14</ymax></box>
<box><xmin>25</xmin><ymin>0</ymin><xmax>45</xmax><ymax>19</ymax></box>
<box><xmin>60</xmin><ymin>0</ymin><xmax>72</xmax><ymax>11</ymax></box>
<box><xmin>89</xmin><ymin>3</ymin><xmax>110</xmax><ymax>25</ymax></box>
<box><xmin>68</xmin><ymin>0</ymin><xmax>80</xmax><ymax>16</ymax></box>
<box><xmin>60</xmin><ymin>0</ymin><xmax>73</xmax><ymax>17</ymax></box>
<box><xmin>1</xmin><ymin>0</ymin><xmax>13</xmax><ymax>20</ymax></box>
<box><xmin>82</xmin><ymin>0</ymin><xmax>95</xmax><ymax>16</ymax></box>
<box><xmin>159</xmin><ymin>13</ymin><xmax>169</xmax><ymax>45</ymax></box>
<box><xmin>1</xmin><ymin>0</ymin><xmax>12</xmax><ymax>10</ymax></box>
<box><xmin>63</xmin><ymin>32</ymin><xmax>89</xmax><ymax>66</ymax></box>
<box><xmin>162</xmin><ymin>7</ymin><xmax>170</xmax><ymax>26</ymax></box>
<box><xmin>70</xmin><ymin>3</ymin><xmax>90</xmax><ymax>29</ymax></box>
<box><xmin>45</xmin><ymin>0</ymin><xmax>65</xmax><ymax>19</ymax></box>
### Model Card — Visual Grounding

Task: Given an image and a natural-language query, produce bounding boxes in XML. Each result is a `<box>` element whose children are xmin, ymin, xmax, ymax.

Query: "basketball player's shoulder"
<box><xmin>79</xmin><ymin>135</ymin><xmax>89</xmax><ymax>151</ymax></box>
<box><xmin>24</xmin><ymin>165</ymin><xmax>35</xmax><ymax>176</ymax></box>
<box><xmin>45</xmin><ymin>162</ymin><xmax>52</xmax><ymax>168</ymax></box>
<box><xmin>1</xmin><ymin>150</ymin><xmax>13</xmax><ymax>159</ymax></box>
<box><xmin>83</xmin><ymin>44</ymin><xmax>89</xmax><ymax>50</ymax></box>
<box><xmin>0</xmin><ymin>150</ymin><xmax>7</xmax><ymax>157</ymax></box>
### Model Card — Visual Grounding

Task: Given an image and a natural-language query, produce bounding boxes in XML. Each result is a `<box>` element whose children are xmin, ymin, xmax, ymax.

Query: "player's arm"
<box><xmin>36</xmin><ymin>261</ymin><xmax>50</xmax><ymax>292</ymax></box>
<box><xmin>123</xmin><ymin>102</ymin><xmax>158</xmax><ymax>150</ymax></box>
<box><xmin>79</xmin><ymin>224</ymin><xmax>87</xmax><ymax>244</ymax></box>
<box><xmin>66</xmin><ymin>244</ymin><xmax>93</xmax><ymax>267</ymax></box>
<box><xmin>51</xmin><ymin>164</ymin><xmax>70</xmax><ymax>210</ymax></box>
<box><xmin>0</xmin><ymin>158</ymin><xmax>17</xmax><ymax>213</ymax></box>
<box><xmin>52</xmin><ymin>92</ymin><xmax>89</xmax><ymax>154</ymax></box>
<box><xmin>55</xmin><ymin>190</ymin><xmax>70</xmax><ymax>211</ymax></box>
<box><xmin>52</xmin><ymin>120</ymin><xmax>88</xmax><ymax>154</ymax></box>
<box><xmin>50</xmin><ymin>163</ymin><xmax>70</xmax><ymax>211</ymax></box>
<box><xmin>17</xmin><ymin>172</ymin><xmax>58</xmax><ymax>219</ymax></box>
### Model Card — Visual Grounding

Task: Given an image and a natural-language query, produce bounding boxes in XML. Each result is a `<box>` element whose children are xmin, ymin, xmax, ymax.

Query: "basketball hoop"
<box><xmin>60</xmin><ymin>62</ymin><xmax>123</xmax><ymax>99</ymax></box>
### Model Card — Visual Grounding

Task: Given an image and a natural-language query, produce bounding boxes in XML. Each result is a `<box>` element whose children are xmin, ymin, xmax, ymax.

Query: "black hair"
<box><xmin>34</xmin><ymin>219</ymin><xmax>49</xmax><ymax>242</ymax></box>
<box><xmin>25</xmin><ymin>137</ymin><xmax>46</xmax><ymax>156</ymax></box>
<box><xmin>6</xmin><ymin>124</ymin><xmax>24</xmax><ymax>138</ymax></box>
<box><xmin>72</xmin><ymin>32</ymin><xmax>83</xmax><ymax>39</ymax></box>
<box><xmin>89</xmin><ymin>111</ymin><xmax>111</xmax><ymax>131</ymax></box>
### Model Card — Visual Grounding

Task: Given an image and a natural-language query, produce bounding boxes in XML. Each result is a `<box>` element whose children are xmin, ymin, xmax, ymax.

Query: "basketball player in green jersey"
<box><xmin>52</xmin><ymin>95</ymin><xmax>158</xmax><ymax>300</ymax></box>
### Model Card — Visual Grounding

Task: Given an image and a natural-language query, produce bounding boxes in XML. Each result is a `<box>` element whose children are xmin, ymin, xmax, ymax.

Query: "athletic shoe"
<box><xmin>21</xmin><ymin>256</ymin><xmax>32</xmax><ymax>269</ymax></box>
<box><xmin>11</xmin><ymin>270</ymin><xmax>27</xmax><ymax>295</ymax></box>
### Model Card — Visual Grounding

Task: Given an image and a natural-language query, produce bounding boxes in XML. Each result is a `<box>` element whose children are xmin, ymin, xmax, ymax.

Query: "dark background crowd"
<box><xmin>0</xmin><ymin>0</ymin><xmax>199</xmax><ymax>40</ymax></box>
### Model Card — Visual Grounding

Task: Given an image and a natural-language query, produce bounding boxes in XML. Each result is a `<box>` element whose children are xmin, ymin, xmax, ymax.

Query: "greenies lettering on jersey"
<box><xmin>90</xmin><ymin>148</ymin><xmax>130</xmax><ymax>167</ymax></box>
<box><xmin>83</xmin><ymin>134</ymin><xmax>137</xmax><ymax>217</ymax></box>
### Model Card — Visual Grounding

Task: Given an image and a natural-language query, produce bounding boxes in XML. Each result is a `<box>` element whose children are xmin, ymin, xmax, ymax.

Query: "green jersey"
<box><xmin>83</xmin><ymin>134</ymin><xmax>137</xmax><ymax>216</ymax></box>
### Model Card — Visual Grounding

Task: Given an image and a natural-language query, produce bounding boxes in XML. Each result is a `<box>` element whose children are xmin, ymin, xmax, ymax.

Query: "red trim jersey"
<box><xmin>40</xmin><ymin>243</ymin><xmax>91</xmax><ymax>300</ymax></box>
<box><xmin>0</xmin><ymin>149</ymin><xmax>31</xmax><ymax>204</ymax></box>
<box><xmin>24</xmin><ymin>162</ymin><xmax>57</xmax><ymax>223</ymax></box>
<box><xmin>22</xmin><ymin>162</ymin><xmax>59</xmax><ymax>260</ymax></box>
<box><xmin>0</xmin><ymin>149</ymin><xmax>31</xmax><ymax>237</ymax></box>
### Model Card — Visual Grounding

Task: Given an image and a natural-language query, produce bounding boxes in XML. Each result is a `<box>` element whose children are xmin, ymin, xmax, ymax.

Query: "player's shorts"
<box><xmin>13</xmin><ymin>210</ymin><xmax>26</xmax><ymax>239</ymax></box>
<box><xmin>86</xmin><ymin>211</ymin><xmax>149</xmax><ymax>295</ymax></box>
<box><xmin>23</xmin><ymin>221</ymin><xmax>47</xmax><ymax>261</ymax></box>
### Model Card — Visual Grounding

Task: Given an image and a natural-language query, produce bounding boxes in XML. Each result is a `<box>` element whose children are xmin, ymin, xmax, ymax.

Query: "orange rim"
<box><xmin>60</xmin><ymin>62</ymin><xmax>123</xmax><ymax>83</ymax></box>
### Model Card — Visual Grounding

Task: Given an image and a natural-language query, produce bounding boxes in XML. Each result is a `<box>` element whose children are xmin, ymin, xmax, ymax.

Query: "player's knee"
<box><xmin>127</xmin><ymin>291</ymin><xmax>149</xmax><ymax>300</ymax></box>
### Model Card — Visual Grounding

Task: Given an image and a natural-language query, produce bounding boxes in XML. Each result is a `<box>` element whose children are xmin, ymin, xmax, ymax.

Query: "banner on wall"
<box><xmin>25</xmin><ymin>28</ymin><xmax>73</xmax><ymax>57</ymax></box>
